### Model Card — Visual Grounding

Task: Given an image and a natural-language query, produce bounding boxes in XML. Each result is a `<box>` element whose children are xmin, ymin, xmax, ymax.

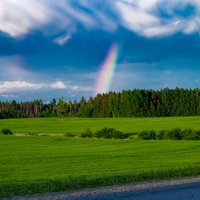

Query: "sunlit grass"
<box><xmin>1</xmin><ymin>116</ymin><xmax>200</xmax><ymax>135</ymax></box>
<box><xmin>1</xmin><ymin>135</ymin><xmax>200</xmax><ymax>197</ymax></box>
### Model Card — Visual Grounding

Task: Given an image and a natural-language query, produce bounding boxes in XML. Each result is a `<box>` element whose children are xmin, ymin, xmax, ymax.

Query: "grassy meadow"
<box><xmin>1</xmin><ymin>116</ymin><xmax>200</xmax><ymax>135</ymax></box>
<box><xmin>1</xmin><ymin>116</ymin><xmax>200</xmax><ymax>197</ymax></box>
<box><xmin>1</xmin><ymin>136</ymin><xmax>200</xmax><ymax>197</ymax></box>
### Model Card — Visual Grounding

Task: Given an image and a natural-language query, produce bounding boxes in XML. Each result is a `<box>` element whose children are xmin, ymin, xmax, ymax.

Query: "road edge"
<box><xmin>8</xmin><ymin>176</ymin><xmax>200</xmax><ymax>200</ymax></box>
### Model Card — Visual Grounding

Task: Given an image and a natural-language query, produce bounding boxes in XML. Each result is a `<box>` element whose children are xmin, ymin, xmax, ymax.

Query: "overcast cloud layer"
<box><xmin>0</xmin><ymin>0</ymin><xmax>200</xmax><ymax>101</ymax></box>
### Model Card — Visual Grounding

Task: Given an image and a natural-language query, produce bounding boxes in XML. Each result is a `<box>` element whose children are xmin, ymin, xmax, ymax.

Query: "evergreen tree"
<box><xmin>56</xmin><ymin>97</ymin><xmax>66</xmax><ymax>120</ymax></box>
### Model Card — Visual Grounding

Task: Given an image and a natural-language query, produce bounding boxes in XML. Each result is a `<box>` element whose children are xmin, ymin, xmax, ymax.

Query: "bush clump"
<box><xmin>182</xmin><ymin>129</ymin><xmax>200</xmax><ymax>140</ymax></box>
<box><xmin>95</xmin><ymin>128</ymin><xmax>125</xmax><ymax>139</ymax></box>
<box><xmin>78</xmin><ymin>127</ymin><xmax>200</xmax><ymax>141</ymax></box>
<box><xmin>138</xmin><ymin>130</ymin><xmax>156</xmax><ymax>140</ymax></box>
<box><xmin>167</xmin><ymin>128</ymin><xmax>183</xmax><ymax>140</ymax></box>
<box><xmin>1</xmin><ymin>129</ymin><xmax>13</xmax><ymax>135</ymax></box>
<box><xmin>158</xmin><ymin>128</ymin><xmax>200</xmax><ymax>140</ymax></box>
<box><xmin>80</xmin><ymin>128</ymin><xmax>93</xmax><ymax>138</ymax></box>
<box><xmin>156</xmin><ymin>130</ymin><xmax>168</xmax><ymax>140</ymax></box>
<box><xmin>138</xmin><ymin>128</ymin><xmax>200</xmax><ymax>140</ymax></box>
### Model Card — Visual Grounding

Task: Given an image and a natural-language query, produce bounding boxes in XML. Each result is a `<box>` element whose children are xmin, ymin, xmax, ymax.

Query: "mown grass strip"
<box><xmin>2</xmin><ymin>116</ymin><xmax>200</xmax><ymax>135</ymax></box>
<box><xmin>1</xmin><ymin>166</ymin><xmax>200</xmax><ymax>198</ymax></box>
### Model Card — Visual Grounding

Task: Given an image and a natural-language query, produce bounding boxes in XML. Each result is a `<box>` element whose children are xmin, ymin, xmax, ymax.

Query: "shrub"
<box><xmin>138</xmin><ymin>130</ymin><xmax>148</xmax><ymax>140</ymax></box>
<box><xmin>156</xmin><ymin>130</ymin><xmax>168</xmax><ymax>140</ymax></box>
<box><xmin>139</xmin><ymin>130</ymin><xmax>156</xmax><ymax>140</ymax></box>
<box><xmin>137</xmin><ymin>128</ymin><xmax>200</xmax><ymax>141</ymax></box>
<box><xmin>95</xmin><ymin>128</ymin><xmax>125</xmax><ymax>139</ymax></box>
<box><xmin>149</xmin><ymin>130</ymin><xmax>156</xmax><ymax>140</ymax></box>
<box><xmin>95</xmin><ymin>128</ymin><xmax>112</xmax><ymax>139</ymax></box>
<box><xmin>167</xmin><ymin>128</ymin><xmax>183</xmax><ymax>140</ymax></box>
<box><xmin>1</xmin><ymin>129</ymin><xmax>13</xmax><ymax>135</ymax></box>
<box><xmin>80</xmin><ymin>128</ymin><xmax>93</xmax><ymax>138</ymax></box>
<box><xmin>182</xmin><ymin>129</ymin><xmax>200</xmax><ymax>140</ymax></box>
<box><xmin>181</xmin><ymin>129</ymin><xmax>192</xmax><ymax>140</ymax></box>
<box><xmin>194</xmin><ymin>130</ymin><xmax>200</xmax><ymax>140</ymax></box>
<box><xmin>112</xmin><ymin>130</ymin><xmax>125</xmax><ymax>139</ymax></box>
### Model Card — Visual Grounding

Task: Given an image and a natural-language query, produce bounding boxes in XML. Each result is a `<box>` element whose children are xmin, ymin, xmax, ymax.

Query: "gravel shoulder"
<box><xmin>5</xmin><ymin>177</ymin><xmax>200</xmax><ymax>200</ymax></box>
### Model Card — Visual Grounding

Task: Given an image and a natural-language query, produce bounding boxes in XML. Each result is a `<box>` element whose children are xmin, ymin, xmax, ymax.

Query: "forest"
<box><xmin>0</xmin><ymin>88</ymin><xmax>200</xmax><ymax>119</ymax></box>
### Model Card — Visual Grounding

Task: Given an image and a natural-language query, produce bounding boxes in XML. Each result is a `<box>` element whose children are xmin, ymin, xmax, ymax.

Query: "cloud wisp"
<box><xmin>1</xmin><ymin>0</ymin><xmax>200</xmax><ymax>40</ymax></box>
<box><xmin>0</xmin><ymin>0</ymin><xmax>50</xmax><ymax>37</ymax></box>
<box><xmin>115</xmin><ymin>0</ymin><xmax>200</xmax><ymax>37</ymax></box>
<box><xmin>0</xmin><ymin>81</ymin><xmax>93</xmax><ymax>94</ymax></box>
<box><xmin>53</xmin><ymin>32</ymin><xmax>72</xmax><ymax>46</ymax></box>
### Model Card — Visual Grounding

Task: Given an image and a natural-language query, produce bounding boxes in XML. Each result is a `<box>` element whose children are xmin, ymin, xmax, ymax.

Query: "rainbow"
<box><xmin>94</xmin><ymin>43</ymin><xmax>119</xmax><ymax>95</ymax></box>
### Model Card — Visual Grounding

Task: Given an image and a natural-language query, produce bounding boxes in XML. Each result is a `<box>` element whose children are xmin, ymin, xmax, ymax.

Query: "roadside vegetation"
<box><xmin>1</xmin><ymin>135</ymin><xmax>200</xmax><ymax>197</ymax></box>
<box><xmin>1</xmin><ymin>167</ymin><xmax>200</xmax><ymax>198</ymax></box>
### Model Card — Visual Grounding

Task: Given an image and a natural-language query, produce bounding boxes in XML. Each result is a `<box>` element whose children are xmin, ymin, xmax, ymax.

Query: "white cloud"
<box><xmin>0</xmin><ymin>0</ymin><xmax>50</xmax><ymax>37</ymax></box>
<box><xmin>50</xmin><ymin>80</ymin><xmax>93</xmax><ymax>91</ymax></box>
<box><xmin>173</xmin><ymin>20</ymin><xmax>182</xmax><ymax>26</ymax></box>
<box><xmin>0</xmin><ymin>81</ymin><xmax>43</xmax><ymax>92</ymax></box>
<box><xmin>0</xmin><ymin>0</ymin><xmax>105</xmax><ymax>38</ymax></box>
<box><xmin>0</xmin><ymin>80</ymin><xmax>93</xmax><ymax>93</ymax></box>
<box><xmin>66</xmin><ymin>84</ymin><xmax>93</xmax><ymax>92</ymax></box>
<box><xmin>137</xmin><ymin>0</ymin><xmax>158</xmax><ymax>11</ymax></box>
<box><xmin>54</xmin><ymin>32</ymin><xmax>72</xmax><ymax>45</ymax></box>
<box><xmin>0</xmin><ymin>0</ymin><xmax>200</xmax><ymax>38</ymax></box>
<box><xmin>51</xmin><ymin>81</ymin><xmax>66</xmax><ymax>89</ymax></box>
<box><xmin>115</xmin><ymin>0</ymin><xmax>200</xmax><ymax>37</ymax></box>
<box><xmin>115</xmin><ymin>1</ymin><xmax>159</xmax><ymax>37</ymax></box>
<box><xmin>59</xmin><ymin>1</ymin><xmax>95</xmax><ymax>29</ymax></box>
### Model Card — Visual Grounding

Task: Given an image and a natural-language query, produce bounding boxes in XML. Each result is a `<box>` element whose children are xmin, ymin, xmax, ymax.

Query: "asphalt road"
<box><xmin>11</xmin><ymin>178</ymin><xmax>200</xmax><ymax>200</ymax></box>
<box><xmin>64</xmin><ymin>182</ymin><xmax>200</xmax><ymax>200</ymax></box>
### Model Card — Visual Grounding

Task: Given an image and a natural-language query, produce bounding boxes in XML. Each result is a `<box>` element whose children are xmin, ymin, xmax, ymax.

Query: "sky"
<box><xmin>1</xmin><ymin>0</ymin><xmax>200</xmax><ymax>101</ymax></box>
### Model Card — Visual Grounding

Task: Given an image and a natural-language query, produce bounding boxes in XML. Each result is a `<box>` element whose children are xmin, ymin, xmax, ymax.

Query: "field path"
<box><xmin>9</xmin><ymin>177</ymin><xmax>200</xmax><ymax>200</ymax></box>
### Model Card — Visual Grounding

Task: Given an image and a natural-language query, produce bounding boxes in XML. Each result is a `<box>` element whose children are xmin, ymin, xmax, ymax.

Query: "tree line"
<box><xmin>1</xmin><ymin>88</ymin><xmax>200</xmax><ymax>119</ymax></box>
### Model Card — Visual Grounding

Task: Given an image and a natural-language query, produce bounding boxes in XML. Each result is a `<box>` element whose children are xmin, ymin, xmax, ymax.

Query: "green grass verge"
<box><xmin>1</xmin><ymin>116</ymin><xmax>200</xmax><ymax>135</ymax></box>
<box><xmin>1</xmin><ymin>135</ymin><xmax>200</xmax><ymax>197</ymax></box>
<box><xmin>1</xmin><ymin>167</ymin><xmax>200</xmax><ymax>198</ymax></box>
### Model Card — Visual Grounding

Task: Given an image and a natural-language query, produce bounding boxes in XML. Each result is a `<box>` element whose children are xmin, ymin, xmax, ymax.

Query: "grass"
<box><xmin>1</xmin><ymin>116</ymin><xmax>200</xmax><ymax>135</ymax></box>
<box><xmin>2</xmin><ymin>167</ymin><xmax>200</xmax><ymax>197</ymax></box>
<box><xmin>1</xmin><ymin>135</ymin><xmax>200</xmax><ymax>197</ymax></box>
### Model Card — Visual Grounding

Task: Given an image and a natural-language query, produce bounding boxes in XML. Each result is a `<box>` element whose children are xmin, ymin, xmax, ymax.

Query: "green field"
<box><xmin>1</xmin><ymin>117</ymin><xmax>200</xmax><ymax>197</ymax></box>
<box><xmin>1</xmin><ymin>116</ymin><xmax>200</xmax><ymax>135</ymax></box>
<box><xmin>2</xmin><ymin>136</ymin><xmax>200</xmax><ymax>184</ymax></box>
<box><xmin>1</xmin><ymin>135</ymin><xmax>200</xmax><ymax>197</ymax></box>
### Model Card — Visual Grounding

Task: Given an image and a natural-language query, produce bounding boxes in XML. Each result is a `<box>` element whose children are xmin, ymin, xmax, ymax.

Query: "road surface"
<box><xmin>64</xmin><ymin>182</ymin><xmax>200</xmax><ymax>200</ymax></box>
<box><xmin>11</xmin><ymin>177</ymin><xmax>200</xmax><ymax>200</ymax></box>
